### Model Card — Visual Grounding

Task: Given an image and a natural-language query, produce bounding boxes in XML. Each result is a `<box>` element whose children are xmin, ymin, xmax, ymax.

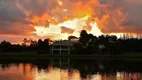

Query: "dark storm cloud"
<box><xmin>0</xmin><ymin>1</ymin><xmax>25</xmax><ymax>22</ymax></box>
<box><xmin>0</xmin><ymin>0</ymin><xmax>34</xmax><ymax>35</ymax></box>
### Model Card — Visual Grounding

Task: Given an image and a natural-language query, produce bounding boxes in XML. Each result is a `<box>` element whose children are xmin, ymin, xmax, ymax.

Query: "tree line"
<box><xmin>0</xmin><ymin>30</ymin><xmax>141</xmax><ymax>55</ymax></box>
<box><xmin>0</xmin><ymin>38</ymin><xmax>50</xmax><ymax>53</ymax></box>
<box><xmin>72</xmin><ymin>30</ymin><xmax>142</xmax><ymax>55</ymax></box>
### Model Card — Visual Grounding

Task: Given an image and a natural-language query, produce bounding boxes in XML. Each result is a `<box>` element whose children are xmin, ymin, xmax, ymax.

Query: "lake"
<box><xmin>0</xmin><ymin>59</ymin><xmax>142</xmax><ymax>80</ymax></box>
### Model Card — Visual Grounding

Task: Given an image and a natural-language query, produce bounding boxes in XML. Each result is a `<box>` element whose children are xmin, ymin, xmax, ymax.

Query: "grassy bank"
<box><xmin>0</xmin><ymin>52</ymin><xmax>142</xmax><ymax>60</ymax></box>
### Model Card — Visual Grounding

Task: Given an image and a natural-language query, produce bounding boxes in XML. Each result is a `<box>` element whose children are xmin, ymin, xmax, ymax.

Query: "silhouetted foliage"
<box><xmin>75</xmin><ymin>30</ymin><xmax>142</xmax><ymax>55</ymax></box>
<box><xmin>37</xmin><ymin>38</ymin><xmax>50</xmax><ymax>53</ymax></box>
<box><xmin>0</xmin><ymin>30</ymin><xmax>141</xmax><ymax>55</ymax></box>
<box><xmin>0</xmin><ymin>41</ymin><xmax>12</xmax><ymax>52</ymax></box>
<box><xmin>0</xmin><ymin>38</ymin><xmax>50</xmax><ymax>53</ymax></box>
<box><xmin>68</xmin><ymin>35</ymin><xmax>78</xmax><ymax>41</ymax></box>
<box><xmin>79</xmin><ymin>30</ymin><xmax>89</xmax><ymax>46</ymax></box>
<box><xmin>43</xmin><ymin>39</ymin><xmax>50</xmax><ymax>53</ymax></box>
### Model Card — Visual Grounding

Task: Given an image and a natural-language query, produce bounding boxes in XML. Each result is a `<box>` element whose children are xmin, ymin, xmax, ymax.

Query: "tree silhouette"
<box><xmin>0</xmin><ymin>30</ymin><xmax>141</xmax><ymax>55</ymax></box>
<box><xmin>43</xmin><ymin>39</ymin><xmax>50</xmax><ymax>53</ymax></box>
<box><xmin>79</xmin><ymin>30</ymin><xmax>89</xmax><ymax>46</ymax></box>
<box><xmin>68</xmin><ymin>35</ymin><xmax>78</xmax><ymax>41</ymax></box>
<box><xmin>37</xmin><ymin>39</ymin><xmax>44</xmax><ymax>53</ymax></box>
<box><xmin>0</xmin><ymin>41</ymin><xmax>12</xmax><ymax>52</ymax></box>
<box><xmin>37</xmin><ymin>39</ymin><xmax>50</xmax><ymax>53</ymax></box>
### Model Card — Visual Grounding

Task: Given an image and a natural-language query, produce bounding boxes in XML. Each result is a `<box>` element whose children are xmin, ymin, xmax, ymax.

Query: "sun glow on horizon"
<box><xmin>34</xmin><ymin>15</ymin><xmax>128</xmax><ymax>40</ymax></box>
<box><xmin>35</xmin><ymin>15</ymin><xmax>92</xmax><ymax>40</ymax></box>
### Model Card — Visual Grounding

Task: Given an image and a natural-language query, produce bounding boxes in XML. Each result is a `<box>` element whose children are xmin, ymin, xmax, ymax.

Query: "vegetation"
<box><xmin>73</xmin><ymin>30</ymin><xmax>142</xmax><ymax>55</ymax></box>
<box><xmin>0</xmin><ymin>38</ymin><xmax>50</xmax><ymax>53</ymax></box>
<box><xmin>0</xmin><ymin>30</ymin><xmax>141</xmax><ymax>56</ymax></box>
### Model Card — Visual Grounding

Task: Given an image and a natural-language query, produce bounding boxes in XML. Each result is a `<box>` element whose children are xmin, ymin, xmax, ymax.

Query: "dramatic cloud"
<box><xmin>0</xmin><ymin>0</ymin><xmax>34</xmax><ymax>35</ymax></box>
<box><xmin>61</xmin><ymin>26</ymin><xmax>74</xmax><ymax>34</ymax></box>
<box><xmin>0</xmin><ymin>0</ymin><xmax>142</xmax><ymax>42</ymax></box>
<box><xmin>94</xmin><ymin>0</ymin><xmax>142</xmax><ymax>33</ymax></box>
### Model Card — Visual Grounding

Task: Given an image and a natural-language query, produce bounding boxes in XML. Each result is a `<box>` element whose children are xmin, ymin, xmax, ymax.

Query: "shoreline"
<box><xmin>0</xmin><ymin>52</ymin><xmax>142</xmax><ymax>60</ymax></box>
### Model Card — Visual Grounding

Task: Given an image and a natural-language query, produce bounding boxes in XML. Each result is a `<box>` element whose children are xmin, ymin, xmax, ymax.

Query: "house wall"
<box><xmin>50</xmin><ymin>45</ymin><xmax>72</xmax><ymax>54</ymax></box>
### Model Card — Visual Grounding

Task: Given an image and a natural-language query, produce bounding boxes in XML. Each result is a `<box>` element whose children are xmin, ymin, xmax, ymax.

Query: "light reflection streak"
<box><xmin>0</xmin><ymin>63</ymin><xmax>142</xmax><ymax>80</ymax></box>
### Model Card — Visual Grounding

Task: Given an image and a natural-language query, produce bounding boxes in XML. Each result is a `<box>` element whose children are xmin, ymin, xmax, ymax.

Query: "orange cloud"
<box><xmin>0</xmin><ymin>0</ymin><xmax>142</xmax><ymax>43</ymax></box>
<box><xmin>61</xmin><ymin>26</ymin><xmax>74</xmax><ymax>34</ymax></box>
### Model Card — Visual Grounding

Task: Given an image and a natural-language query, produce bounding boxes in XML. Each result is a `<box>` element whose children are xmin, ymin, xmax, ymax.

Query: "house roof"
<box><xmin>51</xmin><ymin>40</ymin><xmax>75</xmax><ymax>46</ymax></box>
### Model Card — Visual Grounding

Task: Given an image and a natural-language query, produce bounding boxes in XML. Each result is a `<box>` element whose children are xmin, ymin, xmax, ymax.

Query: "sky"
<box><xmin>0</xmin><ymin>0</ymin><xmax>142</xmax><ymax>43</ymax></box>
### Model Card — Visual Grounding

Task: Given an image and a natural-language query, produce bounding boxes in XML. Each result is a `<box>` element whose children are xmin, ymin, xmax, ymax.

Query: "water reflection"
<box><xmin>0</xmin><ymin>59</ymin><xmax>142</xmax><ymax>80</ymax></box>
<box><xmin>36</xmin><ymin>67</ymin><xmax>81</xmax><ymax>80</ymax></box>
<box><xmin>0</xmin><ymin>63</ymin><xmax>36</xmax><ymax>80</ymax></box>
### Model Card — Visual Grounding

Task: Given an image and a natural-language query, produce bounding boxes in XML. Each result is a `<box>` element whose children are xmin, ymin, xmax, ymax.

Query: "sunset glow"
<box><xmin>35</xmin><ymin>15</ymin><xmax>92</xmax><ymax>40</ymax></box>
<box><xmin>0</xmin><ymin>0</ymin><xmax>142</xmax><ymax>42</ymax></box>
<box><xmin>34</xmin><ymin>15</ymin><xmax>124</xmax><ymax>40</ymax></box>
<box><xmin>0</xmin><ymin>1</ymin><xmax>142</xmax><ymax>80</ymax></box>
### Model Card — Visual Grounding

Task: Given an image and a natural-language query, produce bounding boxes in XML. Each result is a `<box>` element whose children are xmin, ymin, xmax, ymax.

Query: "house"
<box><xmin>50</xmin><ymin>40</ymin><xmax>75</xmax><ymax>54</ymax></box>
